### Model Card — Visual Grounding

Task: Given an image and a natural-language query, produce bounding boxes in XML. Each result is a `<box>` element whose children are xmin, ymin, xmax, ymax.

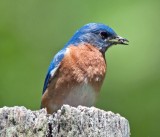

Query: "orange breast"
<box><xmin>42</xmin><ymin>44</ymin><xmax>107</xmax><ymax>114</ymax></box>
<box><xmin>60</xmin><ymin>44</ymin><xmax>107</xmax><ymax>91</ymax></box>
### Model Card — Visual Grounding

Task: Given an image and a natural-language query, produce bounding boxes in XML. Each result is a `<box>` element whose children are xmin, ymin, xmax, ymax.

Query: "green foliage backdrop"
<box><xmin>0</xmin><ymin>1</ymin><xmax>160</xmax><ymax>137</ymax></box>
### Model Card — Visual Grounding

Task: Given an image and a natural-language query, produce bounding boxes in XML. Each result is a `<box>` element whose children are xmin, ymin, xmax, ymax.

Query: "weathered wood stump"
<box><xmin>0</xmin><ymin>105</ymin><xmax>130</xmax><ymax>137</ymax></box>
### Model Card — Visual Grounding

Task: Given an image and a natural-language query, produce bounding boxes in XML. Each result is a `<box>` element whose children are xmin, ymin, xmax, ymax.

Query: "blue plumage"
<box><xmin>43</xmin><ymin>48</ymin><xmax>67</xmax><ymax>93</ymax></box>
<box><xmin>42</xmin><ymin>23</ymin><xmax>128</xmax><ymax>95</ymax></box>
<box><xmin>65</xmin><ymin>23</ymin><xmax>117</xmax><ymax>48</ymax></box>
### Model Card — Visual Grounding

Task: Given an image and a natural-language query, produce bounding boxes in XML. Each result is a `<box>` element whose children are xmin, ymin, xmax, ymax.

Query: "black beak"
<box><xmin>108</xmin><ymin>36</ymin><xmax>129</xmax><ymax>45</ymax></box>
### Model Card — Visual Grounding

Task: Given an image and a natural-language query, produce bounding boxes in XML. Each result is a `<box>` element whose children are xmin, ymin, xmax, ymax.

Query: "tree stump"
<box><xmin>0</xmin><ymin>105</ymin><xmax>130</xmax><ymax>137</ymax></box>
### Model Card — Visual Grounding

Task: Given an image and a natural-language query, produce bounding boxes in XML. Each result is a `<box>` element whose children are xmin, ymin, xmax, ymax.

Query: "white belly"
<box><xmin>63</xmin><ymin>82</ymin><xmax>97</xmax><ymax>107</ymax></box>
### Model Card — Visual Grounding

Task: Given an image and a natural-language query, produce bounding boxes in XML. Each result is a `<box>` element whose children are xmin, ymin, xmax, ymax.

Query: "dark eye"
<box><xmin>100</xmin><ymin>31</ymin><xmax>108</xmax><ymax>39</ymax></box>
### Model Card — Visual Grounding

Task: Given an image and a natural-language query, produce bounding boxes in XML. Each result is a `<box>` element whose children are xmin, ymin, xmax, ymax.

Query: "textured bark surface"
<box><xmin>0</xmin><ymin>105</ymin><xmax>130</xmax><ymax>137</ymax></box>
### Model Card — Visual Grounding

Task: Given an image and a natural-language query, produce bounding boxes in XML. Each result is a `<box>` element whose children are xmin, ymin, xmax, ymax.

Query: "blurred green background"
<box><xmin>0</xmin><ymin>0</ymin><xmax>160</xmax><ymax>136</ymax></box>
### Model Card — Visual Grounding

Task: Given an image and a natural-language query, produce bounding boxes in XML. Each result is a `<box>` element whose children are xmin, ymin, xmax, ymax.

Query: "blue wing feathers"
<box><xmin>42</xmin><ymin>48</ymin><xmax>67</xmax><ymax>94</ymax></box>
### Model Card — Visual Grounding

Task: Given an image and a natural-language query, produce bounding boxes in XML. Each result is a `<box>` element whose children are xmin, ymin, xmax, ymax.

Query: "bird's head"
<box><xmin>66</xmin><ymin>23</ymin><xmax>129</xmax><ymax>52</ymax></box>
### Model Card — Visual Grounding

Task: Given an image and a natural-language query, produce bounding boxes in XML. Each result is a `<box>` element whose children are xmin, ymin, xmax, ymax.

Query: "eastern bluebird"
<box><xmin>41</xmin><ymin>23</ymin><xmax>128</xmax><ymax>114</ymax></box>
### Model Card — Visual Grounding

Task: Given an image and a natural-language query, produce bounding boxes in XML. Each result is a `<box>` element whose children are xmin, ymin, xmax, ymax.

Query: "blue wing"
<box><xmin>42</xmin><ymin>48</ymin><xmax>67</xmax><ymax>94</ymax></box>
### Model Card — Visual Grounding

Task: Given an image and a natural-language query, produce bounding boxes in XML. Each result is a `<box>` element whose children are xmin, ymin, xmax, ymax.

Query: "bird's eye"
<box><xmin>100</xmin><ymin>31</ymin><xmax>108</xmax><ymax>39</ymax></box>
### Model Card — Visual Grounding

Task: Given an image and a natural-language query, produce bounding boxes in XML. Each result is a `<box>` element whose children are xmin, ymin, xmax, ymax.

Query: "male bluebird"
<box><xmin>41</xmin><ymin>23</ymin><xmax>128</xmax><ymax>114</ymax></box>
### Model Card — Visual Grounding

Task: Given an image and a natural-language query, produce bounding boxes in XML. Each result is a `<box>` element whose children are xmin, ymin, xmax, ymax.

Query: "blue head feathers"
<box><xmin>65</xmin><ymin>23</ymin><xmax>128</xmax><ymax>52</ymax></box>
